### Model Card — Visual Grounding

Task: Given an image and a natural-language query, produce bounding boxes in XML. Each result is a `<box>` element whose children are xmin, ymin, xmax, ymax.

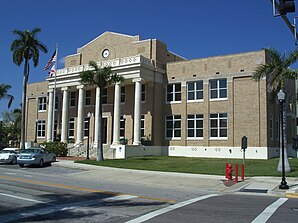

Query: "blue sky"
<box><xmin>0</xmin><ymin>0</ymin><xmax>297</xmax><ymax>114</ymax></box>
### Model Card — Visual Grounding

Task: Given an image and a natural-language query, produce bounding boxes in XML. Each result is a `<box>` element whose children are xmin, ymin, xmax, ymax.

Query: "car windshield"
<box><xmin>23</xmin><ymin>149</ymin><xmax>40</xmax><ymax>154</ymax></box>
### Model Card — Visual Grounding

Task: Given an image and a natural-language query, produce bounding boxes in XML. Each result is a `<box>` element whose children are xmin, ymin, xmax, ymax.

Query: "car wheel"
<box><xmin>39</xmin><ymin>159</ymin><xmax>44</xmax><ymax>167</ymax></box>
<box><xmin>11</xmin><ymin>157</ymin><xmax>17</xmax><ymax>165</ymax></box>
<box><xmin>52</xmin><ymin>156</ymin><xmax>56</xmax><ymax>162</ymax></box>
<box><xmin>19</xmin><ymin>164</ymin><xmax>24</xmax><ymax>168</ymax></box>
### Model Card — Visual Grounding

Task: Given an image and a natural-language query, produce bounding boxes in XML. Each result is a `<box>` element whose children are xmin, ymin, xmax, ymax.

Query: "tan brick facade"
<box><xmin>25</xmin><ymin>32</ymin><xmax>296</xmax><ymax>159</ymax></box>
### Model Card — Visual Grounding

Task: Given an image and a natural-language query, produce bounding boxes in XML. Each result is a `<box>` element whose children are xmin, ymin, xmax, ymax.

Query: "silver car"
<box><xmin>0</xmin><ymin>148</ymin><xmax>19</xmax><ymax>164</ymax></box>
<box><xmin>17</xmin><ymin>148</ymin><xmax>56</xmax><ymax>167</ymax></box>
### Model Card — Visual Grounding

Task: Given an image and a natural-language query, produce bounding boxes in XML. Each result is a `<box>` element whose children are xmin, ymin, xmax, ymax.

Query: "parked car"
<box><xmin>0</xmin><ymin>148</ymin><xmax>19</xmax><ymax>164</ymax></box>
<box><xmin>17</xmin><ymin>148</ymin><xmax>56</xmax><ymax>167</ymax></box>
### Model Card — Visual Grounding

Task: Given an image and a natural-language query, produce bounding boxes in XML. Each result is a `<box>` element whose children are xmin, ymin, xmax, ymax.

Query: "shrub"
<box><xmin>41</xmin><ymin>141</ymin><xmax>68</xmax><ymax>157</ymax></box>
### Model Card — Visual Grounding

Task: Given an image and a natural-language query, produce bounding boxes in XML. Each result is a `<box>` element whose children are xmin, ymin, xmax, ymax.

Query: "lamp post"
<box><xmin>0</xmin><ymin>118</ymin><xmax>3</xmax><ymax>149</ymax></box>
<box><xmin>86</xmin><ymin>112</ymin><xmax>91</xmax><ymax>160</ymax></box>
<box><xmin>278</xmin><ymin>90</ymin><xmax>289</xmax><ymax>190</ymax></box>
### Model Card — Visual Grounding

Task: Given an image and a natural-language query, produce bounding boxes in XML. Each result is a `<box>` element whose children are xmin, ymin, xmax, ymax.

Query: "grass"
<box><xmin>75</xmin><ymin>156</ymin><xmax>298</xmax><ymax>177</ymax></box>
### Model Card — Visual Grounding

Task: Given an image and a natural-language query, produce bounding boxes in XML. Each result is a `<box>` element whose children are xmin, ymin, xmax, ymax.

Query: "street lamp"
<box><xmin>86</xmin><ymin>112</ymin><xmax>91</xmax><ymax>160</ymax></box>
<box><xmin>0</xmin><ymin>118</ymin><xmax>3</xmax><ymax>149</ymax></box>
<box><xmin>278</xmin><ymin>90</ymin><xmax>289</xmax><ymax>190</ymax></box>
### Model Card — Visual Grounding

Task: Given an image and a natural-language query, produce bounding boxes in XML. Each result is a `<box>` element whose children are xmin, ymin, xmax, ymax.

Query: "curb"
<box><xmin>285</xmin><ymin>192</ymin><xmax>298</xmax><ymax>198</ymax></box>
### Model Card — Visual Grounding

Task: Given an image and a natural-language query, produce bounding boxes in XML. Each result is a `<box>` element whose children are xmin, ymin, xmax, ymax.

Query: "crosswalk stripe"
<box><xmin>251</xmin><ymin>198</ymin><xmax>288</xmax><ymax>223</ymax></box>
<box><xmin>125</xmin><ymin>194</ymin><xmax>219</xmax><ymax>223</ymax></box>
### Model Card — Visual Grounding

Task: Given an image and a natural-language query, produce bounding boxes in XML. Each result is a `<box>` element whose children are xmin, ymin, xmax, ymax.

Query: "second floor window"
<box><xmin>187</xmin><ymin>81</ymin><xmax>203</xmax><ymax>101</ymax></box>
<box><xmin>209</xmin><ymin>79</ymin><xmax>227</xmax><ymax>99</ymax></box>
<box><xmin>70</xmin><ymin>92</ymin><xmax>76</xmax><ymax>107</ymax></box>
<box><xmin>38</xmin><ymin>97</ymin><xmax>46</xmax><ymax>111</ymax></box>
<box><xmin>85</xmin><ymin>90</ymin><xmax>91</xmax><ymax>106</ymax></box>
<box><xmin>141</xmin><ymin>84</ymin><xmax>146</xmax><ymax>102</ymax></box>
<box><xmin>121</xmin><ymin>86</ymin><xmax>125</xmax><ymax>103</ymax></box>
<box><xmin>102</xmin><ymin>88</ymin><xmax>107</xmax><ymax>104</ymax></box>
<box><xmin>166</xmin><ymin>83</ymin><xmax>181</xmax><ymax>103</ymax></box>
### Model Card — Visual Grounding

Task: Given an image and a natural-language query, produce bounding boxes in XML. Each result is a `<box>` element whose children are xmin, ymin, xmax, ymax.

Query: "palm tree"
<box><xmin>10</xmin><ymin>28</ymin><xmax>47</xmax><ymax>150</ymax></box>
<box><xmin>0</xmin><ymin>84</ymin><xmax>14</xmax><ymax>109</ymax></box>
<box><xmin>253</xmin><ymin>48</ymin><xmax>298</xmax><ymax>172</ymax></box>
<box><xmin>80</xmin><ymin>61</ymin><xmax>124</xmax><ymax>161</ymax></box>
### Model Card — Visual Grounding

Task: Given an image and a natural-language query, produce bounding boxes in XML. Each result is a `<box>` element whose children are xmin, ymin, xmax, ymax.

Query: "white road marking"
<box><xmin>104</xmin><ymin>194</ymin><xmax>138</xmax><ymax>201</ymax></box>
<box><xmin>125</xmin><ymin>194</ymin><xmax>219</xmax><ymax>223</ymax></box>
<box><xmin>0</xmin><ymin>192</ymin><xmax>47</xmax><ymax>204</ymax></box>
<box><xmin>251</xmin><ymin>198</ymin><xmax>288</xmax><ymax>223</ymax></box>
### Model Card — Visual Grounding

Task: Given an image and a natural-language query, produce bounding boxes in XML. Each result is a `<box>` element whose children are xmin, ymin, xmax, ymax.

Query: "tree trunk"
<box><xmin>277</xmin><ymin>103</ymin><xmax>291</xmax><ymax>172</ymax></box>
<box><xmin>96</xmin><ymin>88</ymin><xmax>104</xmax><ymax>161</ymax></box>
<box><xmin>20</xmin><ymin>60</ymin><xmax>28</xmax><ymax>150</ymax></box>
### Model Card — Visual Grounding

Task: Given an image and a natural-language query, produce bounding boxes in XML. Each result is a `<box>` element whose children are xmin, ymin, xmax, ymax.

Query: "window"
<box><xmin>141</xmin><ymin>84</ymin><xmax>146</xmax><ymax>102</ymax></box>
<box><xmin>166</xmin><ymin>83</ymin><xmax>181</xmax><ymax>102</ymax></box>
<box><xmin>54</xmin><ymin>96</ymin><xmax>58</xmax><ymax>110</ymax></box>
<box><xmin>209</xmin><ymin>79</ymin><xmax>227</xmax><ymax>99</ymax></box>
<box><xmin>70</xmin><ymin>92</ymin><xmax>76</xmax><ymax>107</ymax></box>
<box><xmin>187</xmin><ymin>81</ymin><xmax>203</xmax><ymax>101</ymax></box>
<box><xmin>120</xmin><ymin>115</ymin><xmax>126</xmax><ymax>137</ymax></box>
<box><xmin>166</xmin><ymin>115</ymin><xmax>181</xmax><ymax>138</ymax></box>
<box><xmin>85</xmin><ymin>90</ymin><xmax>91</xmax><ymax>106</ymax></box>
<box><xmin>38</xmin><ymin>97</ymin><xmax>46</xmax><ymax>111</ymax></box>
<box><xmin>121</xmin><ymin>86</ymin><xmax>125</xmax><ymax>103</ymax></box>
<box><xmin>54</xmin><ymin>120</ymin><xmax>58</xmax><ymax>140</ymax></box>
<box><xmin>269</xmin><ymin>114</ymin><xmax>273</xmax><ymax>140</ymax></box>
<box><xmin>102</xmin><ymin>88</ymin><xmax>107</xmax><ymax>104</ymax></box>
<box><xmin>187</xmin><ymin>114</ymin><xmax>204</xmax><ymax>138</ymax></box>
<box><xmin>210</xmin><ymin>113</ymin><xmax>228</xmax><ymax>138</ymax></box>
<box><xmin>84</xmin><ymin>117</ymin><xmax>90</xmax><ymax>137</ymax></box>
<box><xmin>37</xmin><ymin>120</ymin><xmax>46</xmax><ymax>138</ymax></box>
<box><xmin>141</xmin><ymin>115</ymin><xmax>145</xmax><ymax>137</ymax></box>
<box><xmin>69</xmin><ymin>117</ymin><xmax>75</xmax><ymax>138</ymax></box>
<box><xmin>275</xmin><ymin>117</ymin><xmax>279</xmax><ymax>140</ymax></box>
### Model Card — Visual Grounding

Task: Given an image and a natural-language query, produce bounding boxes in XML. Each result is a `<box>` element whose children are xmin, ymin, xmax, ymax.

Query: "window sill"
<box><xmin>187</xmin><ymin>100</ymin><xmax>204</xmax><ymax>103</ymax></box>
<box><xmin>187</xmin><ymin>137</ymin><xmax>204</xmax><ymax>140</ymax></box>
<box><xmin>38</xmin><ymin>110</ymin><xmax>46</xmax><ymax>113</ymax></box>
<box><xmin>165</xmin><ymin>138</ymin><xmax>181</xmax><ymax>140</ymax></box>
<box><xmin>165</xmin><ymin>101</ymin><xmax>181</xmax><ymax>105</ymax></box>
<box><xmin>209</xmin><ymin>137</ymin><xmax>228</xmax><ymax>140</ymax></box>
<box><xmin>209</xmin><ymin>98</ymin><xmax>228</xmax><ymax>102</ymax></box>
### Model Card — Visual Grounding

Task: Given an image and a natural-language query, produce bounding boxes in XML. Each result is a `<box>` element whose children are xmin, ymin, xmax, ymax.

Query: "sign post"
<box><xmin>241</xmin><ymin>136</ymin><xmax>247</xmax><ymax>165</ymax></box>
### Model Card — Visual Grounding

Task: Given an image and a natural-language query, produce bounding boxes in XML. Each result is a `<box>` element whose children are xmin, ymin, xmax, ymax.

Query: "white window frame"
<box><xmin>166</xmin><ymin>83</ymin><xmax>181</xmax><ymax>103</ymax></box>
<box><xmin>102</xmin><ymin>88</ymin><xmax>108</xmax><ymax>104</ymax></box>
<box><xmin>187</xmin><ymin>114</ymin><xmax>204</xmax><ymax>139</ymax></box>
<box><xmin>141</xmin><ymin>114</ymin><xmax>145</xmax><ymax>137</ymax></box>
<box><xmin>37</xmin><ymin>120</ymin><xmax>46</xmax><ymax>138</ymax></box>
<box><xmin>38</xmin><ymin>97</ymin><xmax>47</xmax><ymax>112</ymax></box>
<box><xmin>187</xmin><ymin>81</ymin><xmax>204</xmax><ymax>102</ymax></box>
<box><xmin>120</xmin><ymin>115</ymin><xmax>125</xmax><ymax>137</ymax></box>
<box><xmin>209</xmin><ymin>113</ymin><xmax>228</xmax><ymax>140</ymax></box>
<box><xmin>165</xmin><ymin>115</ymin><xmax>181</xmax><ymax>139</ymax></box>
<box><xmin>209</xmin><ymin>78</ymin><xmax>227</xmax><ymax>101</ymax></box>
<box><xmin>54</xmin><ymin>96</ymin><xmax>58</xmax><ymax>111</ymax></box>
<box><xmin>269</xmin><ymin>114</ymin><xmax>273</xmax><ymax>140</ymax></box>
<box><xmin>84</xmin><ymin>117</ymin><xmax>89</xmax><ymax>137</ymax></box>
<box><xmin>68</xmin><ymin>117</ymin><xmax>75</xmax><ymax>138</ymax></box>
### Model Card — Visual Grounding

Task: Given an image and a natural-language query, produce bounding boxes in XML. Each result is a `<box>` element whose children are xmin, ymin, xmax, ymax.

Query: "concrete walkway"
<box><xmin>54</xmin><ymin>159</ymin><xmax>298</xmax><ymax>198</ymax></box>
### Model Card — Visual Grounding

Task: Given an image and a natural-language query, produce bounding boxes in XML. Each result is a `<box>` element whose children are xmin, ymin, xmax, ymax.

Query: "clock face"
<box><xmin>102</xmin><ymin>49</ymin><xmax>110</xmax><ymax>58</ymax></box>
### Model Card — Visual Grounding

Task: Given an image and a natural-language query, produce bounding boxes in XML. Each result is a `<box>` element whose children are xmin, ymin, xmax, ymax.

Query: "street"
<box><xmin>0</xmin><ymin>163</ymin><xmax>297</xmax><ymax>222</ymax></box>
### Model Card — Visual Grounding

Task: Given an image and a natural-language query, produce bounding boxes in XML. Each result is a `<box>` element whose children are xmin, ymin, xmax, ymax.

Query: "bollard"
<box><xmin>241</xmin><ymin>164</ymin><xmax>245</xmax><ymax>181</ymax></box>
<box><xmin>234</xmin><ymin>164</ymin><xmax>238</xmax><ymax>183</ymax></box>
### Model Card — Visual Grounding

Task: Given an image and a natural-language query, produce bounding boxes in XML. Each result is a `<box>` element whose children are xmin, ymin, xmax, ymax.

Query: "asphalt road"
<box><xmin>0</xmin><ymin>163</ymin><xmax>297</xmax><ymax>222</ymax></box>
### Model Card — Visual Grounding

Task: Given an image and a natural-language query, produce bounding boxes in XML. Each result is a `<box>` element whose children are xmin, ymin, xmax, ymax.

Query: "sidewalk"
<box><xmin>54</xmin><ymin>158</ymin><xmax>298</xmax><ymax>198</ymax></box>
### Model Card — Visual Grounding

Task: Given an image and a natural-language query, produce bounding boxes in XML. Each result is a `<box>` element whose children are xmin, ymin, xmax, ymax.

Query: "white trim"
<box><xmin>209</xmin><ymin>137</ymin><xmax>228</xmax><ymax>140</ymax></box>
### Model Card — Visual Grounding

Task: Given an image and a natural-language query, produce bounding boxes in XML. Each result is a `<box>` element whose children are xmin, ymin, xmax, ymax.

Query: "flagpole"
<box><xmin>51</xmin><ymin>43</ymin><xmax>58</xmax><ymax>142</ymax></box>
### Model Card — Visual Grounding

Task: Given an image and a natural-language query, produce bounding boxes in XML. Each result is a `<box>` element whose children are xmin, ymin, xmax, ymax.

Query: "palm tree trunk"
<box><xmin>96</xmin><ymin>88</ymin><xmax>104</xmax><ymax>161</ymax></box>
<box><xmin>20</xmin><ymin>59</ymin><xmax>28</xmax><ymax>150</ymax></box>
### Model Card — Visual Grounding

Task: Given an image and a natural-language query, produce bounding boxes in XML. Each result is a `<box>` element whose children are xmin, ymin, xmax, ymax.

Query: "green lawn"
<box><xmin>75</xmin><ymin>156</ymin><xmax>298</xmax><ymax>177</ymax></box>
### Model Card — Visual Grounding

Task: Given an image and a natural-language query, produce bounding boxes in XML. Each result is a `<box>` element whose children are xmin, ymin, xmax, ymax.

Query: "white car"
<box><xmin>0</xmin><ymin>148</ymin><xmax>19</xmax><ymax>164</ymax></box>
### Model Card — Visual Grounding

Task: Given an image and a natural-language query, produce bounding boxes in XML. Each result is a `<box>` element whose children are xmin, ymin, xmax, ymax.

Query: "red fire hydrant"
<box><xmin>226</xmin><ymin>163</ymin><xmax>233</xmax><ymax>180</ymax></box>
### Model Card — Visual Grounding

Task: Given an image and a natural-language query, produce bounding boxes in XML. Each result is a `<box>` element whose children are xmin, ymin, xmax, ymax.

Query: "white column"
<box><xmin>93</xmin><ymin>87</ymin><xmax>100</xmax><ymax>148</ymax></box>
<box><xmin>46</xmin><ymin>89</ymin><xmax>54</xmax><ymax>142</ymax></box>
<box><xmin>61</xmin><ymin>87</ymin><xmax>69</xmax><ymax>142</ymax></box>
<box><xmin>112</xmin><ymin>83</ymin><xmax>121</xmax><ymax>145</ymax></box>
<box><xmin>76</xmin><ymin>85</ymin><xmax>85</xmax><ymax>145</ymax></box>
<box><xmin>133</xmin><ymin>78</ymin><xmax>142</xmax><ymax>145</ymax></box>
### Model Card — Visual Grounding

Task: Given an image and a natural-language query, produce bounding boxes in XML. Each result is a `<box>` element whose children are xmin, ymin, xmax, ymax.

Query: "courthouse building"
<box><xmin>25</xmin><ymin>31</ymin><xmax>297</xmax><ymax>159</ymax></box>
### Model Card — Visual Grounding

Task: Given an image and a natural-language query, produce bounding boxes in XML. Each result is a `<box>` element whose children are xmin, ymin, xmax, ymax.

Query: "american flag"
<box><xmin>48</xmin><ymin>64</ymin><xmax>56</xmax><ymax>77</ymax></box>
<box><xmin>44</xmin><ymin>50</ymin><xmax>57</xmax><ymax>70</ymax></box>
